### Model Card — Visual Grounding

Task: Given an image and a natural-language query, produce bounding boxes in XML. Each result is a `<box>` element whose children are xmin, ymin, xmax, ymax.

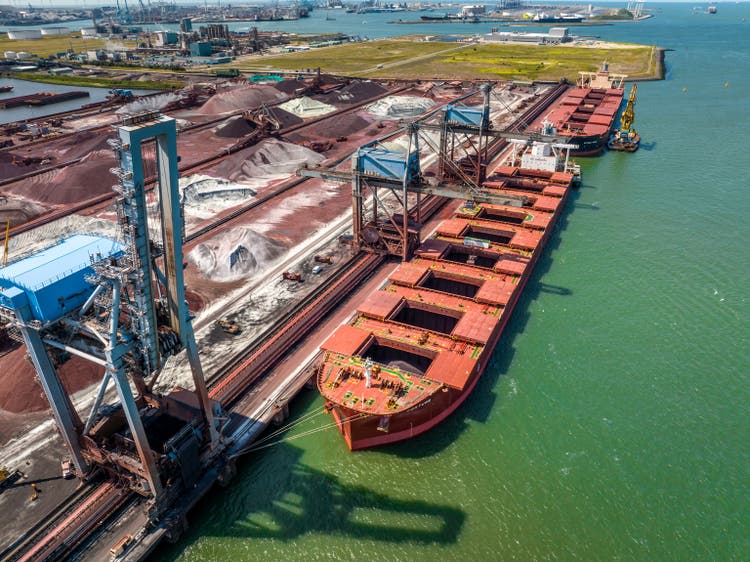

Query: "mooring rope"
<box><xmin>239</xmin><ymin>411</ymin><xmax>367</xmax><ymax>454</ymax></box>
<box><xmin>248</xmin><ymin>407</ymin><xmax>328</xmax><ymax>449</ymax></box>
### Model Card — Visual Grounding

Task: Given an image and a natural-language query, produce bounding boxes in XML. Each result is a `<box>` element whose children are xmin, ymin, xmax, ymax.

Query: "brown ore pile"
<box><xmin>0</xmin><ymin>345</ymin><xmax>103</xmax><ymax>414</ymax></box>
<box><xmin>197</xmin><ymin>84</ymin><xmax>289</xmax><ymax>115</ymax></box>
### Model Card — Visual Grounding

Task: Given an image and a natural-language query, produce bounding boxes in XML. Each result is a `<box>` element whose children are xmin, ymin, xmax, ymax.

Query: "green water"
<box><xmin>162</xmin><ymin>4</ymin><xmax>749</xmax><ymax>560</ymax></box>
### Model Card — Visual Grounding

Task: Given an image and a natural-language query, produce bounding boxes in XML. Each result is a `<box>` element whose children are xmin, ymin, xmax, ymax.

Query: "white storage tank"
<box><xmin>41</xmin><ymin>26</ymin><xmax>70</xmax><ymax>36</ymax></box>
<box><xmin>4</xmin><ymin>51</ymin><xmax>17</xmax><ymax>60</ymax></box>
<box><xmin>7</xmin><ymin>29</ymin><xmax>43</xmax><ymax>40</ymax></box>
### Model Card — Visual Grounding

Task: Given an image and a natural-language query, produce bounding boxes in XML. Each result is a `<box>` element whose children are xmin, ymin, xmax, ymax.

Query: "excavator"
<box><xmin>608</xmin><ymin>84</ymin><xmax>640</xmax><ymax>152</ymax></box>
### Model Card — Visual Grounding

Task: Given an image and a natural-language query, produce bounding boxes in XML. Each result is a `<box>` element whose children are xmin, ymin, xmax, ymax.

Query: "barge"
<box><xmin>608</xmin><ymin>84</ymin><xmax>640</xmax><ymax>152</ymax></box>
<box><xmin>0</xmin><ymin>90</ymin><xmax>90</xmax><ymax>109</ymax></box>
<box><xmin>317</xmin><ymin>163</ymin><xmax>575</xmax><ymax>450</ymax></box>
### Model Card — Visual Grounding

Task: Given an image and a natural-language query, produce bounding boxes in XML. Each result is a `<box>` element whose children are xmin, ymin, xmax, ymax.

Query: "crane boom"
<box><xmin>620</xmin><ymin>83</ymin><xmax>637</xmax><ymax>133</ymax></box>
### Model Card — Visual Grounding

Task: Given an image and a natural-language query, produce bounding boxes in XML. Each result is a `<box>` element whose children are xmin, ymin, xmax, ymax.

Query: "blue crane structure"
<box><xmin>299</xmin><ymin>83</ymin><xmax>578</xmax><ymax>262</ymax></box>
<box><xmin>0</xmin><ymin>113</ymin><xmax>224</xmax><ymax>507</ymax></box>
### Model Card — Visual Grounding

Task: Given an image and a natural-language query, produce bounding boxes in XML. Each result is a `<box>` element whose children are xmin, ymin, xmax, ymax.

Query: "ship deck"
<box><xmin>318</xmin><ymin>165</ymin><xmax>574</xmax><ymax>417</ymax></box>
<box><xmin>527</xmin><ymin>84</ymin><xmax>624</xmax><ymax>143</ymax></box>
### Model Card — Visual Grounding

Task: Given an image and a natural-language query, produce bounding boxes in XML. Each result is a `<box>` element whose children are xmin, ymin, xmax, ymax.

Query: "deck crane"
<box><xmin>620</xmin><ymin>83</ymin><xmax>637</xmax><ymax>132</ymax></box>
<box><xmin>608</xmin><ymin>83</ymin><xmax>641</xmax><ymax>152</ymax></box>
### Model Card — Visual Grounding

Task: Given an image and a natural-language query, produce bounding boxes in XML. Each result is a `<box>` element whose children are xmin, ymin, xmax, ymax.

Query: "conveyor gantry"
<box><xmin>299</xmin><ymin>121</ymin><xmax>528</xmax><ymax>262</ymax></box>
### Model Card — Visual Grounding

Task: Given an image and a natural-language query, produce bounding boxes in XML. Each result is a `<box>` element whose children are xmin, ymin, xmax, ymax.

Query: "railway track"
<box><xmin>23</xmin><ymin>484</ymin><xmax>132</xmax><ymax>562</ymax></box>
<box><xmin>0</xmin><ymin>475</ymin><xmax>114</xmax><ymax>562</ymax></box>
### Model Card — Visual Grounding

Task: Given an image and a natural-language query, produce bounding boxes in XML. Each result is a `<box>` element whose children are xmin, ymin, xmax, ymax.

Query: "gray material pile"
<box><xmin>210</xmin><ymin>139</ymin><xmax>325</xmax><ymax>182</ymax></box>
<box><xmin>213</xmin><ymin>115</ymin><xmax>255</xmax><ymax>138</ymax></box>
<box><xmin>188</xmin><ymin>227</ymin><xmax>285</xmax><ymax>281</ymax></box>
<box><xmin>198</xmin><ymin>84</ymin><xmax>288</xmax><ymax>115</ymax></box>
<box><xmin>365</xmin><ymin>96</ymin><xmax>435</xmax><ymax>118</ymax></box>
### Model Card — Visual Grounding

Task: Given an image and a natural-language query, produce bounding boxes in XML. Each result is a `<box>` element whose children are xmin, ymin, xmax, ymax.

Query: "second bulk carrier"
<box><xmin>317</xmin><ymin>151</ymin><xmax>576</xmax><ymax>450</ymax></box>
<box><xmin>538</xmin><ymin>63</ymin><xmax>627</xmax><ymax>156</ymax></box>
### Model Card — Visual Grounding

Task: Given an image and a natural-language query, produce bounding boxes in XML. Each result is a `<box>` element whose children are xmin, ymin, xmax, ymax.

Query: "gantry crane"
<box><xmin>0</xmin><ymin>113</ymin><xmax>231</xmax><ymax>515</ymax></box>
<box><xmin>299</xmin><ymin>84</ymin><xmax>579</xmax><ymax>261</ymax></box>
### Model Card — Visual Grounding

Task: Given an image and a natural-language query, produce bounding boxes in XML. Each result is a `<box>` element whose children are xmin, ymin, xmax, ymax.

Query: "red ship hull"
<box><xmin>541</xmin><ymin>84</ymin><xmax>624</xmax><ymax>157</ymax></box>
<box><xmin>323</xmin><ymin>177</ymin><xmax>572</xmax><ymax>451</ymax></box>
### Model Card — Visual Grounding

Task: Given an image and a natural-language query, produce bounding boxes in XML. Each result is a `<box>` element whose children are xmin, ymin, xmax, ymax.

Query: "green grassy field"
<box><xmin>234</xmin><ymin>39</ymin><xmax>464</xmax><ymax>75</ymax></box>
<box><xmin>0</xmin><ymin>33</ymin><xmax>135</xmax><ymax>58</ymax></box>
<box><xmin>227</xmin><ymin>38</ymin><xmax>660</xmax><ymax>82</ymax></box>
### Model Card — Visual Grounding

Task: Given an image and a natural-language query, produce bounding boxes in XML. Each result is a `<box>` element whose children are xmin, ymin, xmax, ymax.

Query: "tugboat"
<box><xmin>608</xmin><ymin>84</ymin><xmax>640</xmax><ymax>152</ymax></box>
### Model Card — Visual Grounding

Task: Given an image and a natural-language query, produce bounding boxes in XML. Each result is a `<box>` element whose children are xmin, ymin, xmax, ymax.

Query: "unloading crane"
<box><xmin>0</xmin><ymin>113</ymin><xmax>230</xmax><ymax>512</ymax></box>
<box><xmin>620</xmin><ymin>83</ymin><xmax>637</xmax><ymax>133</ymax></box>
<box><xmin>608</xmin><ymin>83</ymin><xmax>640</xmax><ymax>152</ymax></box>
<box><xmin>299</xmin><ymin>84</ymin><xmax>580</xmax><ymax>261</ymax></box>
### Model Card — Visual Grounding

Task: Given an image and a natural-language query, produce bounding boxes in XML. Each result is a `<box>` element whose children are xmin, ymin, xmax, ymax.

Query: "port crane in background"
<box><xmin>115</xmin><ymin>0</ymin><xmax>132</xmax><ymax>24</ymax></box>
<box><xmin>300</xmin><ymin>84</ymin><xmax>578</xmax><ymax>262</ymax></box>
<box><xmin>608</xmin><ymin>83</ymin><xmax>641</xmax><ymax>152</ymax></box>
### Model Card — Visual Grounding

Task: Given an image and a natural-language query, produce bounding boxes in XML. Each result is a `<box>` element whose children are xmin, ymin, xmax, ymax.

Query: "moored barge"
<box><xmin>0</xmin><ymin>90</ymin><xmax>90</xmax><ymax>109</ymax></box>
<box><xmin>317</xmin><ymin>163</ymin><xmax>575</xmax><ymax>450</ymax></box>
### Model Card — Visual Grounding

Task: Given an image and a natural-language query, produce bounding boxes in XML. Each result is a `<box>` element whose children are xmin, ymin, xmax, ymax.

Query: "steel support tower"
<box><xmin>1</xmin><ymin>113</ymin><xmax>219</xmax><ymax>505</ymax></box>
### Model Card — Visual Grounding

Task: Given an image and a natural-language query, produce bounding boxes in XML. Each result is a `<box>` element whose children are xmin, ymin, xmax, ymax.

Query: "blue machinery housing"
<box><xmin>356</xmin><ymin>146</ymin><xmax>420</xmax><ymax>183</ymax></box>
<box><xmin>0</xmin><ymin>235</ymin><xmax>124</xmax><ymax>324</ymax></box>
<box><xmin>443</xmin><ymin>104</ymin><xmax>489</xmax><ymax>128</ymax></box>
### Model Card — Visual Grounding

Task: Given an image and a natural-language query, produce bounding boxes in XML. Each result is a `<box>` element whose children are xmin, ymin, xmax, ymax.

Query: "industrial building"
<box><xmin>483</xmin><ymin>27</ymin><xmax>571</xmax><ymax>44</ymax></box>
<box><xmin>5</xmin><ymin>29</ymin><xmax>42</xmax><ymax>40</ymax></box>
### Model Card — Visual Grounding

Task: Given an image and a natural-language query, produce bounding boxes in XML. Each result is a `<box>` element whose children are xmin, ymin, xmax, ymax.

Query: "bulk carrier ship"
<box><xmin>317</xmin><ymin>156</ymin><xmax>576</xmax><ymax>450</ymax></box>
<box><xmin>540</xmin><ymin>64</ymin><xmax>626</xmax><ymax>156</ymax></box>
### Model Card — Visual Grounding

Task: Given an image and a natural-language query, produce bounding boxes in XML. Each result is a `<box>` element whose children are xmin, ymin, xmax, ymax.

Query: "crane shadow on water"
<box><xmin>154</xmin><ymin>407</ymin><xmax>465</xmax><ymax>559</ymax></box>
<box><xmin>237</xmin><ymin>449</ymin><xmax>464</xmax><ymax>543</ymax></box>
